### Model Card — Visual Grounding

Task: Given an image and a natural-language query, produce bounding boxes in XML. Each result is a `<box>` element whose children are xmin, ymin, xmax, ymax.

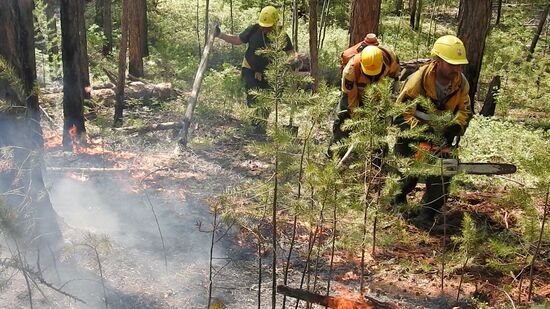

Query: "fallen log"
<box><xmin>399</xmin><ymin>58</ymin><xmax>431</xmax><ymax>81</ymax></box>
<box><xmin>114</xmin><ymin>121</ymin><xmax>182</xmax><ymax>134</ymax></box>
<box><xmin>276</xmin><ymin>285</ymin><xmax>397</xmax><ymax>309</ymax></box>
<box><xmin>41</xmin><ymin>82</ymin><xmax>176</xmax><ymax>108</ymax></box>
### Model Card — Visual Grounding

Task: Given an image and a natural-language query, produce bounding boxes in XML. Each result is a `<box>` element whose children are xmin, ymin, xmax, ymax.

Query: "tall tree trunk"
<box><xmin>292</xmin><ymin>0</ymin><xmax>299</xmax><ymax>51</ymax></box>
<box><xmin>495</xmin><ymin>0</ymin><xmax>502</xmax><ymax>25</ymax></box>
<box><xmin>140</xmin><ymin>0</ymin><xmax>149</xmax><ymax>57</ymax></box>
<box><xmin>410</xmin><ymin>0</ymin><xmax>418</xmax><ymax>29</ymax></box>
<box><xmin>0</xmin><ymin>0</ymin><xmax>62</xmax><ymax>248</ymax></box>
<box><xmin>349</xmin><ymin>0</ymin><xmax>382</xmax><ymax>46</ymax></box>
<box><xmin>95</xmin><ymin>0</ymin><xmax>113</xmax><ymax>55</ymax></box>
<box><xmin>45</xmin><ymin>0</ymin><xmax>60</xmax><ymax>56</ymax></box>
<box><xmin>204</xmin><ymin>0</ymin><xmax>210</xmax><ymax>46</ymax></box>
<box><xmin>394</xmin><ymin>0</ymin><xmax>403</xmax><ymax>15</ymax></box>
<box><xmin>128</xmin><ymin>0</ymin><xmax>145</xmax><ymax>77</ymax></box>
<box><xmin>78</xmin><ymin>0</ymin><xmax>91</xmax><ymax>99</ymax></box>
<box><xmin>61</xmin><ymin>0</ymin><xmax>87</xmax><ymax>147</ymax></box>
<box><xmin>480</xmin><ymin>75</ymin><xmax>500</xmax><ymax>117</ymax></box>
<box><xmin>414</xmin><ymin>0</ymin><xmax>422</xmax><ymax>31</ymax></box>
<box><xmin>195</xmin><ymin>0</ymin><xmax>201</xmax><ymax>57</ymax></box>
<box><xmin>318</xmin><ymin>0</ymin><xmax>331</xmax><ymax>50</ymax></box>
<box><xmin>114</xmin><ymin>0</ymin><xmax>129</xmax><ymax>127</ymax></box>
<box><xmin>309</xmin><ymin>0</ymin><xmax>319</xmax><ymax>92</ymax></box>
<box><xmin>528</xmin><ymin>4</ymin><xmax>550</xmax><ymax>60</ymax></box>
<box><xmin>458</xmin><ymin>0</ymin><xmax>492</xmax><ymax>113</ymax></box>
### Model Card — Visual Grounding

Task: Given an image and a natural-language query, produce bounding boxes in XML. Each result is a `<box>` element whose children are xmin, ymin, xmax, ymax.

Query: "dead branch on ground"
<box><xmin>277</xmin><ymin>285</ymin><xmax>397</xmax><ymax>309</ymax></box>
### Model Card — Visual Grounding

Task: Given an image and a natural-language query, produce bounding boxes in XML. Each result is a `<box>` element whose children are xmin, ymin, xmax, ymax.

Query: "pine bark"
<box><xmin>309</xmin><ymin>0</ymin><xmax>319</xmax><ymax>91</ymax></box>
<box><xmin>349</xmin><ymin>0</ymin><xmax>382</xmax><ymax>46</ymax></box>
<box><xmin>140</xmin><ymin>0</ymin><xmax>149</xmax><ymax>57</ymax></box>
<box><xmin>78</xmin><ymin>0</ymin><xmax>91</xmax><ymax>99</ymax></box>
<box><xmin>0</xmin><ymin>0</ymin><xmax>61</xmax><ymax>247</ymax></box>
<box><xmin>114</xmin><ymin>0</ymin><xmax>130</xmax><ymax>127</ymax></box>
<box><xmin>60</xmin><ymin>0</ymin><xmax>87</xmax><ymax>147</ymax></box>
<box><xmin>128</xmin><ymin>0</ymin><xmax>146</xmax><ymax>77</ymax></box>
<box><xmin>458</xmin><ymin>0</ymin><xmax>492</xmax><ymax>113</ymax></box>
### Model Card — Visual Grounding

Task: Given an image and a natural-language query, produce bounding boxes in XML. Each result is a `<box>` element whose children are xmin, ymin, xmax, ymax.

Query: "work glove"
<box><xmin>214</xmin><ymin>25</ymin><xmax>221</xmax><ymax>38</ymax></box>
<box><xmin>443</xmin><ymin>123</ymin><xmax>462</xmax><ymax>146</ymax></box>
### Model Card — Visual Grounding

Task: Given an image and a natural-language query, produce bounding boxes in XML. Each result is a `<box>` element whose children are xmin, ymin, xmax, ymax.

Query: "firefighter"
<box><xmin>215</xmin><ymin>6</ymin><xmax>297</xmax><ymax>130</ymax></box>
<box><xmin>393</xmin><ymin>35</ymin><xmax>471</xmax><ymax>228</ymax></box>
<box><xmin>328</xmin><ymin>44</ymin><xmax>401</xmax><ymax>159</ymax></box>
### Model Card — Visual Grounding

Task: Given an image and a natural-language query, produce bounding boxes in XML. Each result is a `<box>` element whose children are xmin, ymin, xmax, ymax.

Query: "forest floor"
<box><xmin>1</xmin><ymin>91</ymin><xmax>549</xmax><ymax>309</ymax></box>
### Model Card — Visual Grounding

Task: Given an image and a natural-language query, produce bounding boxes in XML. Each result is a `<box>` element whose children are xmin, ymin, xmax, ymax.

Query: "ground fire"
<box><xmin>277</xmin><ymin>285</ymin><xmax>397</xmax><ymax>309</ymax></box>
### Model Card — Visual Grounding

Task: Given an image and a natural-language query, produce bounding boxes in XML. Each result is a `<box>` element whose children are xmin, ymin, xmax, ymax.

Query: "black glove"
<box><xmin>214</xmin><ymin>25</ymin><xmax>221</xmax><ymax>38</ymax></box>
<box><xmin>443</xmin><ymin>124</ymin><xmax>462</xmax><ymax>146</ymax></box>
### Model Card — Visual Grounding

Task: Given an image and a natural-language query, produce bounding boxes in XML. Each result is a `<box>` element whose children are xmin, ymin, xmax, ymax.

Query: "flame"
<box><xmin>327</xmin><ymin>289</ymin><xmax>373</xmax><ymax>309</ymax></box>
<box><xmin>68</xmin><ymin>124</ymin><xmax>80</xmax><ymax>153</ymax></box>
<box><xmin>327</xmin><ymin>297</ymin><xmax>373</xmax><ymax>309</ymax></box>
<box><xmin>43</xmin><ymin>126</ymin><xmax>135</xmax><ymax>159</ymax></box>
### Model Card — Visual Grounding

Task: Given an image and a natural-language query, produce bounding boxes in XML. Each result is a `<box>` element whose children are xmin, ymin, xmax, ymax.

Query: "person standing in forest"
<box><xmin>215</xmin><ymin>5</ymin><xmax>297</xmax><ymax>131</ymax></box>
<box><xmin>392</xmin><ymin>35</ymin><xmax>471</xmax><ymax>228</ymax></box>
<box><xmin>328</xmin><ymin>44</ymin><xmax>400</xmax><ymax>159</ymax></box>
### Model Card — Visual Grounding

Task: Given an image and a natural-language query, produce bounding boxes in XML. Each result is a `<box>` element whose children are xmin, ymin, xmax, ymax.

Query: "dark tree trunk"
<box><xmin>0</xmin><ymin>0</ymin><xmax>61</xmax><ymax>248</ymax></box>
<box><xmin>78</xmin><ymin>0</ymin><xmax>91</xmax><ymax>99</ymax></box>
<box><xmin>414</xmin><ymin>0</ymin><xmax>422</xmax><ymax>31</ymax></box>
<box><xmin>128</xmin><ymin>0</ymin><xmax>145</xmax><ymax>77</ymax></box>
<box><xmin>114</xmin><ymin>0</ymin><xmax>129</xmax><ymax>127</ymax></box>
<box><xmin>309</xmin><ymin>0</ymin><xmax>319</xmax><ymax>92</ymax></box>
<box><xmin>495</xmin><ymin>0</ymin><xmax>502</xmax><ymax>25</ymax></box>
<box><xmin>458</xmin><ymin>0</ymin><xmax>492</xmax><ymax>114</ymax></box>
<box><xmin>60</xmin><ymin>0</ymin><xmax>87</xmax><ymax>147</ymax></box>
<box><xmin>394</xmin><ymin>0</ymin><xmax>403</xmax><ymax>15</ymax></box>
<box><xmin>410</xmin><ymin>0</ymin><xmax>418</xmax><ymax>29</ymax></box>
<box><xmin>480</xmin><ymin>75</ymin><xmax>500</xmax><ymax>117</ymax></box>
<box><xmin>528</xmin><ymin>4</ymin><xmax>550</xmax><ymax>60</ymax></box>
<box><xmin>292</xmin><ymin>0</ymin><xmax>299</xmax><ymax>51</ymax></box>
<box><xmin>95</xmin><ymin>0</ymin><xmax>113</xmax><ymax>55</ymax></box>
<box><xmin>349</xmin><ymin>0</ymin><xmax>382</xmax><ymax>46</ymax></box>
<box><xmin>141</xmin><ymin>0</ymin><xmax>149</xmax><ymax>57</ymax></box>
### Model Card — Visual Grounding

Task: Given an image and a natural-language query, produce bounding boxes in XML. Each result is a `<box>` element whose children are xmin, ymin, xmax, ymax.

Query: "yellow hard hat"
<box><xmin>258</xmin><ymin>6</ymin><xmax>279</xmax><ymax>27</ymax></box>
<box><xmin>431</xmin><ymin>35</ymin><xmax>469</xmax><ymax>65</ymax></box>
<box><xmin>360</xmin><ymin>45</ymin><xmax>384</xmax><ymax>76</ymax></box>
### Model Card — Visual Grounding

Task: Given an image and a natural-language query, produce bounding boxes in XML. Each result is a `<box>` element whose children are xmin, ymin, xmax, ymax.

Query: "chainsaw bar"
<box><xmin>458</xmin><ymin>163</ymin><xmax>517</xmax><ymax>175</ymax></box>
<box><xmin>442</xmin><ymin>159</ymin><xmax>517</xmax><ymax>175</ymax></box>
<box><xmin>443</xmin><ymin>159</ymin><xmax>517</xmax><ymax>176</ymax></box>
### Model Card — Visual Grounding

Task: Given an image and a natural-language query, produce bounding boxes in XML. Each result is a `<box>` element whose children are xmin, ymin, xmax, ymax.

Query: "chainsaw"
<box><xmin>413</xmin><ymin>111</ymin><xmax>517</xmax><ymax>177</ymax></box>
<box><xmin>414</xmin><ymin>142</ymin><xmax>517</xmax><ymax>176</ymax></box>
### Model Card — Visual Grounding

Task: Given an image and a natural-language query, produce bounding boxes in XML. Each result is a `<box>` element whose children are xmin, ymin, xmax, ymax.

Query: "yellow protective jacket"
<box><xmin>396</xmin><ymin>61</ymin><xmax>471</xmax><ymax>133</ymax></box>
<box><xmin>341</xmin><ymin>46</ymin><xmax>400</xmax><ymax>113</ymax></box>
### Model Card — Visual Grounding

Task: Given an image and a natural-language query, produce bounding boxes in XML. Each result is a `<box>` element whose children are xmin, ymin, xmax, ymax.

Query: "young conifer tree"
<box><xmin>246</xmin><ymin>26</ymin><xmax>321</xmax><ymax>308</ymax></box>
